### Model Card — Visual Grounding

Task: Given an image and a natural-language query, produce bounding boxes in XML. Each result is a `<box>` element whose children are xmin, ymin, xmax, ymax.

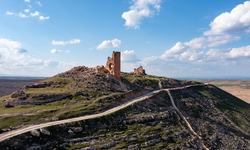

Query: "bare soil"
<box><xmin>219</xmin><ymin>86</ymin><xmax>250</xmax><ymax>104</ymax></box>
<box><xmin>204</xmin><ymin>80</ymin><xmax>250</xmax><ymax>104</ymax></box>
<box><xmin>207</xmin><ymin>80</ymin><xmax>250</xmax><ymax>85</ymax></box>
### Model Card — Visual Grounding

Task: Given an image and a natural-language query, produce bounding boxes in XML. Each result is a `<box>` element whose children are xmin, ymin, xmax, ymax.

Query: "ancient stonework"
<box><xmin>105</xmin><ymin>51</ymin><xmax>121</xmax><ymax>81</ymax></box>
<box><xmin>94</xmin><ymin>51</ymin><xmax>121</xmax><ymax>81</ymax></box>
<box><xmin>134</xmin><ymin>66</ymin><xmax>146</xmax><ymax>75</ymax></box>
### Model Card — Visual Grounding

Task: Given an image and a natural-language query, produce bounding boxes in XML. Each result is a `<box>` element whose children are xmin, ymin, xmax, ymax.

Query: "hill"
<box><xmin>0</xmin><ymin>66</ymin><xmax>249</xmax><ymax>149</ymax></box>
<box><xmin>0</xmin><ymin>66</ymin><xmax>199</xmax><ymax>129</ymax></box>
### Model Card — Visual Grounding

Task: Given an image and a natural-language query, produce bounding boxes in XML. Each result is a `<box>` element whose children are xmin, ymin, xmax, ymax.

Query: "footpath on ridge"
<box><xmin>0</xmin><ymin>83</ymin><xmax>209</xmax><ymax>149</ymax></box>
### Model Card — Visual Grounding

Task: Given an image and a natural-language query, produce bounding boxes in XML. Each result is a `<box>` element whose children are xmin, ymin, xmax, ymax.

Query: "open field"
<box><xmin>204</xmin><ymin>80</ymin><xmax>250</xmax><ymax>104</ymax></box>
<box><xmin>0</xmin><ymin>78</ymin><xmax>41</xmax><ymax>97</ymax></box>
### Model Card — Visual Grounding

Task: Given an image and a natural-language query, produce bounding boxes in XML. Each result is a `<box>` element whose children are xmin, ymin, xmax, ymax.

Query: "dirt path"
<box><xmin>166</xmin><ymin>89</ymin><xmax>208</xmax><ymax>150</ymax></box>
<box><xmin>0</xmin><ymin>84</ymin><xmax>203</xmax><ymax>143</ymax></box>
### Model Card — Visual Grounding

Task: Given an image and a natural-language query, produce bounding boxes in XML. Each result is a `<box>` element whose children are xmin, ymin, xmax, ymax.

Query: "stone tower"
<box><xmin>105</xmin><ymin>51</ymin><xmax>121</xmax><ymax>81</ymax></box>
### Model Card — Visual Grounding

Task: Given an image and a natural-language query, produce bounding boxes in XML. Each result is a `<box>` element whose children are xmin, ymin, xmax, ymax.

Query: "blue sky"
<box><xmin>0</xmin><ymin>0</ymin><xmax>250</xmax><ymax>77</ymax></box>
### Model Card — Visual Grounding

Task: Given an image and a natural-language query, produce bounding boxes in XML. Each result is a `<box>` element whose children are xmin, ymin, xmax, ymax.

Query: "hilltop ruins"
<box><xmin>134</xmin><ymin>66</ymin><xmax>146</xmax><ymax>75</ymax></box>
<box><xmin>95</xmin><ymin>51</ymin><xmax>147</xmax><ymax>81</ymax></box>
<box><xmin>95</xmin><ymin>51</ymin><xmax>121</xmax><ymax>81</ymax></box>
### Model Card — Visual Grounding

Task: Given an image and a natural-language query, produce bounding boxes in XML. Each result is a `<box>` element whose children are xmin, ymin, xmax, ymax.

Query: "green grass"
<box><xmin>0</xmin><ymin>92</ymin><xmax>121</xmax><ymax>128</ymax></box>
<box><xmin>25</xmin><ymin>87</ymin><xmax>69</xmax><ymax>94</ymax></box>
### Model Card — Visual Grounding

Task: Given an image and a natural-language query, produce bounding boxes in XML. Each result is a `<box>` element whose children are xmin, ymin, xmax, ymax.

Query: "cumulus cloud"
<box><xmin>0</xmin><ymin>38</ymin><xmax>78</xmax><ymax>76</ymax></box>
<box><xmin>97</xmin><ymin>39</ymin><xmax>121</xmax><ymax>49</ymax></box>
<box><xmin>0</xmin><ymin>39</ymin><xmax>28</xmax><ymax>64</ymax></box>
<box><xmin>6</xmin><ymin>3</ymin><xmax>49</xmax><ymax>21</ymax></box>
<box><xmin>44</xmin><ymin>60</ymin><xmax>60</xmax><ymax>67</ymax></box>
<box><xmin>30</xmin><ymin>11</ymin><xmax>40</xmax><ymax>17</ymax></box>
<box><xmin>65</xmin><ymin>50</ymin><xmax>70</xmax><ymax>53</ymax></box>
<box><xmin>52</xmin><ymin>40</ymin><xmax>65</xmax><ymax>46</ymax></box>
<box><xmin>18</xmin><ymin>12</ymin><xmax>29</xmax><ymax>18</ymax></box>
<box><xmin>161</xmin><ymin>34</ymin><xmax>240</xmax><ymax>61</ymax></box>
<box><xmin>24</xmin><ymin>0</ymin><xmax>30</xmax><ymax>2</ymax></box>
<box><xmin>36</xmin><ymin>1</ymin><xmax>42</xmax><ymax>7</ymax></box>
<box><xmin>6</xmin><ymin>11</ymin><xmax>14</xmax><ymax>15</ymax></box>
<box><xmin>205</xmin><ymin>45</ymin><xmax>250</xmax><ymax>61</ymax></box>
<box><xmin>52</xmin><ymin>39</ymin><xmax>81</xmax><ymax>46</ymax></box>
<box><xmin>39</xmin><ymin>16</ymin><xmax>50</xmax><ymax>20</ymax></box>
<box><xmin>0</xmin><ymin>39</ymin><xmax>23</xmax><ymax>51</ymax></box>
<box><xmin>51</xmin><ymin>49</ymin><xmax>61</xmax><ymax>54</ymax></box>
<box><xmin>121</xmin><ymin>50</ymin><xmax>140</xmax><ymax>62</ymax></box>
<box><xmin>26</xmin><ymin>59</ymin><xmax>44</xmax><ymax>66</ymax></box>
<box><xmin>122</xmin><ymin>0</ymin><xmax>162</xmax><ymax>29</ymax></box>
<box><xmin>24</xmin><ymin>9</ymin><xmax>30</xmax><ymax>13</ymax></box>
<box><xmin>204</xmin><ymin>1</ymin><xmax>250</xmax><ymax>35</ymax></box>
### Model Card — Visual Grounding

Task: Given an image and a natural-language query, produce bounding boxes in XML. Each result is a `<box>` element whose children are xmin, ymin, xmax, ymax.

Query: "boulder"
<box><xmin>4</xmin><ymin>103</ymin><xmax>14</xmax><ymax>108</ymax></box>
<box><xmin>11</xmin><ymin>91</ymin><xmax>24</xmax><ymax>98</ymax></box>
<box><xmin>31</xmin><ymin>130</ymin><xmax>40</xmax><ymax>137</ymax></box>
<box><xmin>68</xmin><ymin>129</ymin><xmax>74</xmax><ymax>135</ymax></box>
<box><xmin>40</xmin><ymin>128</ymin><xmax>50</xmax><ymax>135</ymax></box>
<box><xmin>72</xmin><ymin>127</ymin><xmax>83</xmax><ymax>133</ymax></box>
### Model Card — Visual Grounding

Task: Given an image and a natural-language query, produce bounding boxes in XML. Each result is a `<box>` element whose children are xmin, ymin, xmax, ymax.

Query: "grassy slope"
<box><xmin>0</xmin><ymin>91</ymin><xmax>194</xmax><ymax>150</ymax></box>
<box><xmin>1</xmin><ymin>83</ymin><xmax>250</xmax><ymax>149</ymax></box>
<box><xmin>0</xmin><ymin>74</ymin><xmax>181</xmax><ymax>129</ymax></box>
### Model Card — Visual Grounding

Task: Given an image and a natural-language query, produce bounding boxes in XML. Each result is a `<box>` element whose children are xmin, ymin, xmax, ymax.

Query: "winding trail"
<box><xmin>166</xmin><ymin>89</ymin><xmax>208</xmax><ymax>150</ymax></box>
<box><xmin>0</xmin><ymin>84</ymin><xmax>208</xmax><ymax>149</ymax></box>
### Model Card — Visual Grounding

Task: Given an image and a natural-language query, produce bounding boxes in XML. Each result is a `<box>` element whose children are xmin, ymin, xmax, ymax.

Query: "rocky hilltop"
<box><xmin>0</xmin><ymin>65</ymin><xmax>250</xmax><ymax>150</ymax></box>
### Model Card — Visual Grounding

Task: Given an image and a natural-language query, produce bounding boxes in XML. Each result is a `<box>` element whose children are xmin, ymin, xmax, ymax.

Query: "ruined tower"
<box><xmin>105</xmin><ymin>51</ymin><xmax>121</xmax><ymax>81</ymax></box>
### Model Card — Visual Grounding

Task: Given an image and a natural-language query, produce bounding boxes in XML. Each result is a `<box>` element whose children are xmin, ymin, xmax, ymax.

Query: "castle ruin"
<box><xmin>95</xmin><ymin>51</ymin><xmax>147</xmax><ymax>81</ymax></box>
<box><xmin>95</xmin><ymin>51</ymin><xmax>121</xmax><ymax>81</ymax></box>
<box><xmin>105</xmin><ymin>51</ymin><xmax>121</xmax><ymax>81</ymax></box>
<box><xmin>134</xmin><ymin>66</ymin><xmax>146</xmax><ymax>75</ymax></box>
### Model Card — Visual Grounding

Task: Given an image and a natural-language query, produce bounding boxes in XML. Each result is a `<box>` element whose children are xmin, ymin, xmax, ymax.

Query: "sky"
<box><xmin>0</xmin><ymin>0</ymin><xmax>250</xmax><ymax>77</ymax></box>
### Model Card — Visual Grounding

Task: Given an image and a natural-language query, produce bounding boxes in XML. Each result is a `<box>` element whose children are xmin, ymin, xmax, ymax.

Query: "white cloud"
<box><xmin>24</xmin><ymin>9</ymin><xmax>30</xmax><ymax>13</ymax></box>
<box><xmin>24</xmin><ymin>0</ymin><xmax>30</xmax><ymax>2</ymax></box>
<box><xmin>36</xmin><ymin>1</ymin><xmax>42</xmax><ymax>7</ymax></box>
<box><xmin>205</xmin><ymin>45</ymin><xmax>250</xmax><ymax>60</ymax></box>
<box><xmin>0</xmin><ymin>39</ymin><xmax>27</xmax><ymax>63</ymax></box>
<box><xmin>52</xmin><ymin>39</ymin><xmax>81</xmax><ymax>46</ymax></box>
<box><xmin>18</xmin><ymin>12</ymin><xmax>29</xmax><ymax>18</ymax></box>
<box><xmin>0</xmin><ymin>39</ymin><xmax>22</xmax><ymax>51</ymax></box>
<box><xmin>39</xmin><ymin>16</ymin><xmax>49</xmax><ymax>20</ymax></box>
<box><xmin>204</xmin><ymin>1</ymin><xmax>250</xmax><ymax>36</ymax></box>
<box><xmin>122</xmin><ymin>0</ymin><xmax>162</xmax><ymax>29</ymax></box>
<box><xmin>0</xmin><ymin>38</ymin><xmax>79</xmax><ymax>76</ymax></box>
<box><xmin>228</xmin><ymin>45</ymin><xmax>250</xmax><ymax>58</ymax></box>
<box><xmin>51</xmin><ymin>49</ymin><xmax>61</xmax><ymax>54</ymax></box>
<box><xmin>6</xmin><ymin>11</ymin><xmax>14</xmax><ymax>15</ymax></box>
<box><xmin>26</xmin><ymin>59</ymin><xmax>44</xmax><ymax>66</ymax></box>
<box><xmin>161</xmin><ymin>34</ymin><xmax>240</xmax><ymax>61</ymax></box>
<box><xmin>65</xmin><ymin>50</ymin><xmax>71</xmax><ymax>53</ymax></box>
<box><xmin>68</xmin><ymin>39</ymin><xmax>81</xmax><ymax>44</ymax></box>
<box><xmin>30</xmin><ymin>11</ymin><xmax>40</xmax><ymax>17</ymax></box>
<box><xmin>52</xmin><ymin>40</ymin><xmax>66</xmax><ymax>46</ymax></box>
<box><xmin>97</xmin><ymin>38</ymin><xmax>121</xmax><ymax>49</ymax></box>
<box><xmin>121</xmin><ymin>50</ymin><xmax>139</xmax><ymax>62</ymax></box>
<box><xmin>44</xmin><ymin>60</ymin><xmax>60</xmax><ymax>67</ymax></box>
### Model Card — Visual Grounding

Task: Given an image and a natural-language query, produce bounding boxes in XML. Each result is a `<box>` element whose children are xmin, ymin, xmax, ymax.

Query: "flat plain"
<box><xmin>205</xmin><ymin>80</ymin><xmax>250</xmax><ymax>104</ymax></box>
<box><xmin>0</xmin><ymin>78</ymin><xmax>40</xmax><ymax>97</ymax></box>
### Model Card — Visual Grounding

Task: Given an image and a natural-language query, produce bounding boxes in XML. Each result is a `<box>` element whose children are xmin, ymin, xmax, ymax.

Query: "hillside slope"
<box><xmin>0</xmin><ymin>66</ymin><xmax>200</xmax><ymax>129</ymax></box>
<box><xmin>0</xmin><ymin>84</ymin><xmax>250</xmax><ymax>149</ymax></box>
